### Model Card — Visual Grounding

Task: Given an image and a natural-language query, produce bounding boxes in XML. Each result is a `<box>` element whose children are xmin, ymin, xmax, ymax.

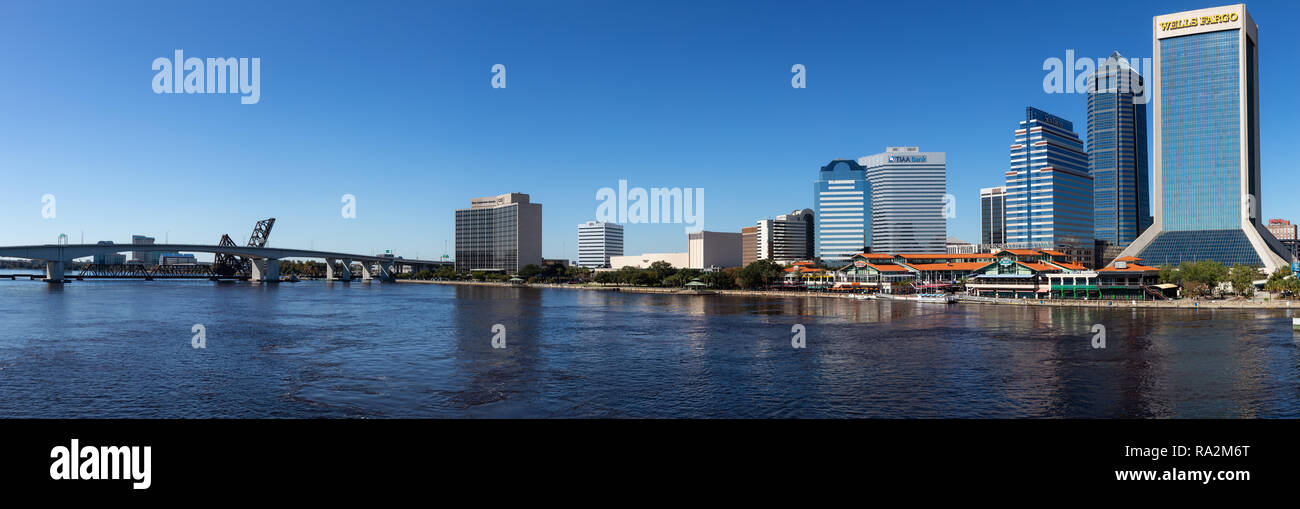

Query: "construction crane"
<box><xmin>212</xmin><ymin>218</ymin><xmax>276</xmax><ymax>278</ymax></box>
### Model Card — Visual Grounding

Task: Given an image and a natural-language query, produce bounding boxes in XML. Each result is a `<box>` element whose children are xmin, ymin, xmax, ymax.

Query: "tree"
<box><xmin>736</xmin><ymin>259</ymin><xmax>785</xmax><ymax>289</ymax></box>
<box><xmin>1265</xmin><ymin>266</ymin><xmax>1298</xmax><ymax>297</ymax></box>
<box><xmin>700</xmin><ymin>270</ymin><xmax>737</xmax><ymax>289</ymax></box>
<box><xmin>1177</xmin><ymin>260</ymin><xmax>1228</xmax><ymax>297</ymax></box>
<box><xmin>1228</xmin><ymin>264</ymin><xmax>1259</xmax><ymax>297</ymax></box>
<box><xmin>663</xmin><ymin>268</ymin><xmax>701</xmax><ymax>287</ymax></box>
<box><xmin>1158</xmin><ymin>264</ymin><xmax>1180</xmax><ymax>285</ymax></box>
<box><xmin>518</xmin><ymin>264</ymin><xmax>542</xmax><ymax>279</ymax></box>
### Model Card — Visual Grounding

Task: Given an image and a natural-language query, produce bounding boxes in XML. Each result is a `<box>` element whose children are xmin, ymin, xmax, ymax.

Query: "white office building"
<box><xmin>858</xmin><ymin>147</ymin><xmax>948</xmax><ymax>254</ymax></box>
<box><xmin>756</xmin><ymin>209</ymin><xmax>815</xmax><ymax>264</ymax></box>
<box><xmin>577</xmin><ymin>221</ymin><xmax>624</xmax><ymax>268</ymax></box>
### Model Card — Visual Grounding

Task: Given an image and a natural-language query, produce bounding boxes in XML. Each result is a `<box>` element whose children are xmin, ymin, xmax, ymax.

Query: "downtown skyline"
<box><xmin>3</xmin><ymin>1</ymin><xmax>1300</xmax><ymax>263</ymax></box>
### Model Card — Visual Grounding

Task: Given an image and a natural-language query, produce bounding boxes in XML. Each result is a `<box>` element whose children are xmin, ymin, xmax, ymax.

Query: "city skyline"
<box><xmin>3</xmin><ymin>1</ymin><xmax>1300</xmax><ymax>262</ymax></box>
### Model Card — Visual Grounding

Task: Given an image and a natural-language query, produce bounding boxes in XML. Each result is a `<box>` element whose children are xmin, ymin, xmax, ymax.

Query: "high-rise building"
<box><xmin>454</xmin><ymin>192</ymin><xmax>542</xmax><ymax>272</ymax></box>
<box><xmin>859</xmin><ymin>147</ymin><xmax>947</xmax><ymax>254</ymax></box>
<box><xmin>1088</xmin><ymin>51</ymin><xmax>1152</xmax><ymax>265</ymax></box>
<box><xmin>1005</xmin><ymin>107</ymin><xmax>1093</xmax><ymax>252</ymax></box>
<box><xmin>1267</xmin><ymin>219</ymin><xmax>1296</xmax><ymax>241</ymax></box>
<box><xmin>980</xmin><ymin>186</ymin><xmax>1007</xmax><ymax>245</ymax></box>
<box><xmin>130</xmin><ymin>235</ymin><xmax>159</xmax><ymax>265</ymax></box>
<box><xmin>576</xmin><ymin>221</ymin><xmax>623</xmax><ymax>268</ymax></box>
<box><xmin>756</xmin><ymin>208</ymin><xmax>815</xmax><ymax>264</ymax></box>
<box><xmin>740</xmin><ymin>226</ymin><xmax>758</xmax><ymax>267</ymax></box>
<box><xmin>688</xmin><ymin>231</ymin><xmax>742</xmax><ymax>269</ymax></box>
<box><xmin>813</xmin><ymin>159</ymin><xmax>870</xmax><ymax>265</ymax></box>
<box><xmin>1118</xmin><ymin>4</ymin><xmax>1291</xmax><ymax>271</ymax></box>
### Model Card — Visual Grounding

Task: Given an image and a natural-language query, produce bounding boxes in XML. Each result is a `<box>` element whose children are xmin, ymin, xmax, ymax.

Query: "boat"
<box><xmin>914</xmin><ymin>293</ymin><xmax>956</xmax><ymax>304</ymax></box>
<box><xmin>853</xmin><ymin>293</ymin><xmax>876</xmax><ymax>300</ymax></box>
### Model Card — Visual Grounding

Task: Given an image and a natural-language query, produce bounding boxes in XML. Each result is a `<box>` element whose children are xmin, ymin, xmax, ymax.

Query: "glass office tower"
<box><xmin>1118</xmin><ymin>4</ymin><xmax>1291</xmax><ymax>271</ymax></box>
<box><xmin>1087</xmin><ymin>51</ymin><xmax>1151</xmax><ymax>264</ymax></box>
<box><xmin>813</xmin><ymin>159</ymin><xmax>869</xmax><ymax>265</ymax></box>
<box><xmin>1004</xmin><ymin>107</ymin><xmax>1093</xmax><ymax>251</ymax></box>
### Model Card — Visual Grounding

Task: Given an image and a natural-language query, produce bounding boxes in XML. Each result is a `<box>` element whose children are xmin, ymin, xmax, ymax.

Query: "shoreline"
<box><xmin>394</xmin><ymin>280</ymin><xmax>1300</xmax><ymax>310</ymax></box>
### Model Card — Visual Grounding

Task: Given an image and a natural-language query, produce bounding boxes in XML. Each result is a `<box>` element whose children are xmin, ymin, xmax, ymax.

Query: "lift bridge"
<box><xmin>0</xmin><ymin>218</ymin><xmax>450</xmax><ymax>283</ymax></box>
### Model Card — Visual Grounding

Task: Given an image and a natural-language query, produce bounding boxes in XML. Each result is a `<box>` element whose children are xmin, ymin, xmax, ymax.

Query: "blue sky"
<box><xmin>3</xmin><ymin>0</ymin><xmax>1299</xmax><ymax>261</ymax></box>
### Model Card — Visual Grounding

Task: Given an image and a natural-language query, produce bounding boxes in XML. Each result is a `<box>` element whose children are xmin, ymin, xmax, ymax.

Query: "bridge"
<box><xmin>0</xmin><ymin>243</ymin><xmax>450</xmax><ymax>283</ymax></box>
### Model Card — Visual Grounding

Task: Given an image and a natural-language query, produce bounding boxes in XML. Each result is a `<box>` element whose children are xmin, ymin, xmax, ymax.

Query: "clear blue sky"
<box><xmin>3</xmin><ymin>0</ymin><xmax>1299</xmax><ymax>261</ymax></box>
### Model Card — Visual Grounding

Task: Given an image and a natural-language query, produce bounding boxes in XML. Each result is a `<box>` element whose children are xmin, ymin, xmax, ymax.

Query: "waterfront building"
<box><xmin>859</xmin><ymin>147</ymin><xmax>947</xmax><ymax>254</ymax></box>
<box><xmin>1005</xmin><ymin>108</ymin><xmax>1094</xmax><ymax>256</ymax></box>
<box><xmin>813</xmin><ymin>159</ymin><xmax>870</xmax><ymax>265</ymax></box>
<box><xmin>829</xmin><ymin>249</ymin><xmax>1088</xmax><ymax>294</ymax></box>
<box><xmin>454</xmin><ymin>192</ymin><xmax>542</xmax><ymax>273</ymax></box>
<box><xmin>1087</xmin><ymin>51</ymin><xmax>1152</xmax><ymax>266</ymax></box>
<box><xmin>1266</xmin><ymin>219</ymin><xmax>1296</xmax><ymax>240</ymax></box>
<box><xmin>756</xmin><ymin>209</ymin><xmax>815</xmax><ymax>265</ymax></box>
<box><xmin>740</xmin><ymin>226</ymin><xmax>758</xmax><ymax>267</ymax></box>
<box><xmin>130</xmin><ymin>235</ymin><xmax>159</xmax><ymax>265</ymax></box>
<box><xmin>609</xmin><ymin>252</ymin><xmax>689</xmax><ymax>269</ymax></box>
<box><xmin>1117</xmin><ymin>4</ymin><xmax>1291</xmax><ymax>272</ymax></box>
<box><xmin>576</xmin><ymin>221</ymin><xmax>623</xmax><ymax>269</ymax></box>
<box><xmin>688</xmin><ymin>230</ymin><xmax>742</xmax><ymax>270</ymax></box>
<box><xmin>980</xmin><ymin>186</ymin><xmax>1007</xmax><ymax>245</ymax></box>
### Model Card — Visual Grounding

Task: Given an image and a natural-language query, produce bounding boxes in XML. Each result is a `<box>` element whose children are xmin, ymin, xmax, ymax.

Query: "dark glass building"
<box><xmin>1087</xmin><ymin>51</ymin><xmax>1151</xmax><ymax>265</ymax></box>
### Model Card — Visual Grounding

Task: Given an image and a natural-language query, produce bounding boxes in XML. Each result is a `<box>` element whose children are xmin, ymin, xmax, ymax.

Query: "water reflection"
<box><xmin>0</xmin><ymin>281</ymin><xmax>1296</xmax><ymax>418</ymax></box>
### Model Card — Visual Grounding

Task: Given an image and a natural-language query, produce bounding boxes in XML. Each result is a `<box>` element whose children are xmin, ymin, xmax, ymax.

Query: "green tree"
<box><xmin>699</xmin><ymin>270</ymin><xmax>737</xmax><ymax>289</ymax></box>
<box><xmin>736</xmin><ymin>259</ymin><xmax>785</xmax><ymax>289</ymax></box>
<box><xmin>1158</xmin><ymin>264</ymin><xmax>1180</xmax><ymax>285</ymax></box>
<box><xmin>1228</xmin><ymin>264</ymin><xmax>1259</xmax><ymax>296</ymax></box>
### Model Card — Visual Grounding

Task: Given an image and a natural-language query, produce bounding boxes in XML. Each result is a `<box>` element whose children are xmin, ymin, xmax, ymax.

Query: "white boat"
<box><xmin>914</xmin><ymin>293</ymin><xmax>956</xmax><ymax>304</ymax></box>
<box><xmin>853</xmin><ymin>293</ymin><xmax>876</xmax><ymax>300</ymax></box>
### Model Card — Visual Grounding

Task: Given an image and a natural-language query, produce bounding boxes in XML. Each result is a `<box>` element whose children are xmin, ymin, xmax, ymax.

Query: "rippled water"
<box><xmin>1</xmin><ymin>278</ymin><xmax>1298</xmax><ymax>418</ymax></box>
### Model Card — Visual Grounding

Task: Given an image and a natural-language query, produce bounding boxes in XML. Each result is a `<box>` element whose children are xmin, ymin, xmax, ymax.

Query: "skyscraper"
<box><xmin>1005</xmin><ymin>108</ymin><xmax>1093</xmax><ymax>252</ymax></box>
<box><xmin>1118</xmin><ymin>4</ymin><xmax>1291</xmax><ymax>271</ymax></box>
<box><xmin>1087</xmin><ymin>51</ymin><xmax>1151</xmax><ymax>264</ymax></box>
<box><xmin>576</xmin><ymin>221</ymin><xmax>623</xmax><ymax>268</ymax></box>
<box><xmin>756</xmin><ymin>208</ymin><xmax>815</xmax><ymax>264</ymax></box>
<box><xmin>858</xmin><ymin>147</ymin><xmax>947</xmax><ymax>254</ymax></box>
<box><xmin>454</xmin><ymin>193</ymin><xmax>542</xmax><ymax>272</ymax></box>
<box><xmin>813</xmin><ymin>159</ymin><xmax>869</xmax><ymax>265</ymax></box>
<box><xmin>980</xmin><ymin>186</ymin><xmax>1006</xmax><ymax>246</ymax></box>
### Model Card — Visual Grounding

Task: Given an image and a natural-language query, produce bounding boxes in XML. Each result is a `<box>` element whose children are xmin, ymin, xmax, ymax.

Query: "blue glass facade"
<box><xmin>813</xmin><ymin>160</ymin><xmax>869</xmax><ymax>264</ymax></box>
<box><xmin>1119</xmin><ymin>5</ymin><xmax>1294</xmax><ymax>271</ymax></box>
<box><xmin>1087</xmin><ymin>52</ymin><xmax>1151</xmax><ymax>250</ymax></box>
<box><xmin>1005</xmin><ymin>107</ymin><xmax>1093</xmax><ymax>249</ymax></box>
<box><xmin>1158</xmin><ymin>30</ymin><xmax>1241</xmax><ymax>232</ymax></box>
